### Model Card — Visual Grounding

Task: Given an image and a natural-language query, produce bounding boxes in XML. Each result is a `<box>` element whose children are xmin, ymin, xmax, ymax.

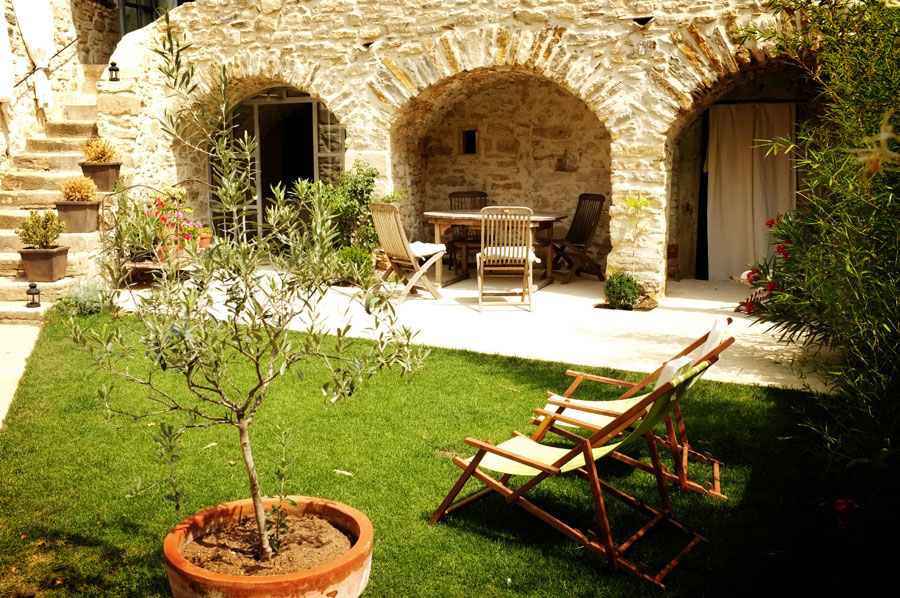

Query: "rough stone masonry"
<box><xmin>96</xmin><ymin>0</ymin><xmax>784</xmax><ymax>298</ymax></box>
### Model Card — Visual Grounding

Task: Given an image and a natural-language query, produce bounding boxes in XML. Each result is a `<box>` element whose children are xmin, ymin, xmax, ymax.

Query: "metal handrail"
<box><xmin>14</xmin><ymin>36</ymin><xmax>81</xmax><ymax>88</ymax></box>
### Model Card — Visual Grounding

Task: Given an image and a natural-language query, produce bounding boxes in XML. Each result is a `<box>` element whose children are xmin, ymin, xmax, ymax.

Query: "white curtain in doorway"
<box><xmin>706</xmin><ymin>103</ymin><xmax>796</xmax><ymax>280</ymax></box>
<box><xmin>11</xmin><ymin>0</ymin><xmax>54</xmax><ymax>111</ymax></box>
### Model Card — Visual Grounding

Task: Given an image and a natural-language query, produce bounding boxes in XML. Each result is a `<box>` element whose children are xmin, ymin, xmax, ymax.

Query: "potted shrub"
<box><xmin>604</xmin><ymin>193</ymin><xmax>650</xmax><ymax>310</ymax></box>
<box><xmin>15</xmin><ymin>211</ymin><xmax>68</xmax><ymax>282</ymax></box>
<box><xmin>79</xmin><ymin>138</ymin><xmax>122</xmax><ymax>192</ymax></box>
<box><xmin>73</xmin><ymin>21</ymin><xmax>421</xmax><ymax>597</ymax></box>
<box><xmin>56</xmin><ymin>176</ymin><xmax>101</xmax><ymax>233</ymax></box>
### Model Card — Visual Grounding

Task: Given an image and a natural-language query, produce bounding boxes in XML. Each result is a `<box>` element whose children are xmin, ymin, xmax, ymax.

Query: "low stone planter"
<box><xmin>79</xmin><ymin>161</ymin><xmax>121</xmax><ymax>192</ymax></box>
<box><xmin>55</xmin><ymin>201</ymin><xmax>101</xmax><ymax>233</ymax></box>
<box><xmin>18</xmin><ymin>246</ymin><xmax>68</xmax><ymax>282</ymax></box>
<box><xmin>163</xmin><ymin>496</ymin><xmax>373</xmax><ymax>598</ymax></box>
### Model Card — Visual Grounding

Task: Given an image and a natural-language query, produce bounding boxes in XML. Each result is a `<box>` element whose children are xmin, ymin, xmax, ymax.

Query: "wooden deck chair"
<box><xmin>370</xmin><ymin>203</ymin><xmax>446</xmax><ymax>305</ymax></box>
<box><xmin>477</xmin><ymin>207</ymin><xmax>539</xmax><ymax>312</ymax></box>
<box><xmin>551</xmin><ymin>193</ymin><xmax>607</xmax><ymax>284</ymax></box>
<box><xmin>447</xmin><ymin>191</ymin><xmax>488</xmax><ymax>271</ymax></box>
<box><xmin>430</xmin><ymin>356</ymin><xmax>711</xmax><ymax>589</ymax></box>
<box><xmin>538</xmin><ymin>317</ymin><xmax>734</xmax><ymax>499</ymax></box>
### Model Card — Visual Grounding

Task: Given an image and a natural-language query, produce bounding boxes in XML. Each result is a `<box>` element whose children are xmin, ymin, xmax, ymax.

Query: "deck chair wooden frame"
<box><xmin>430</xmin><ymin>357</ymin><xmax>713</xmax><ymax>589</ymax></box>
<box><xmin>477</xmin><ymin>206</ymin><xmax>536</xmax><ymax>312</ymax></box>
<box><xmin>447</xmin><ymin>191</ymin><xmax>488</xmax><ymax>272</ymax></box>
<box><xmin>542</xmin><ymin>317</ymin><xmax>734</xmax><ymax>499</ymax></box>
<box><xmin>371</xmin><ymin>202</ymin><xmax>445</xmax><ymax>305</ymax></box>
<box><xmin>551</xmin><ymin>193</ymin><xmax>607</xmax><ymax>284</ymax></box>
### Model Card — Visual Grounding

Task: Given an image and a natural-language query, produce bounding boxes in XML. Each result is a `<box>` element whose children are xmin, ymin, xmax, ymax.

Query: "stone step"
<box><xmin>10</xmin><ymin>152</ymin><xmax>84</xmax><ymax>171</ymax></box>
<box><xmin>0</xmin><ymin>231</ymin><xmax>101</xmax><ymax>253</ymax></box>
<box><xmin>0</xmin><ymin>190</ymin><xmax>63</xmax><ymax>209</ymax></box>
<box><xmin>0</xmin><ymin>169</ymin><xmax>83</xmax><ymax>191</ymax></box>
<box><xmin>0</xmin><ymin>251</ymin><xmax>92</xmax><ymax>278</ymax></box>
<box><xmin>44</xmin><ymin>120</ymin><xmax>98</xmax><ymax>138</ymax></box>
<box><xmin>0</xmin><ymin>301</ymin><xmax>51</xmax><ymax>325</ymax></box>
<box><xmin>64</xmin><ymin>104</ymin><xmax>98</xmax><ymax>120</ymax></box>
<box><xmin>25</xmin><ymin>137</ymin><xmax>90</xmax><ymax>153</ymax></box>
<box><xmin>0</xmin><ymin>277</ymin><xmax>77</xmax><ymax>302</ymax></box>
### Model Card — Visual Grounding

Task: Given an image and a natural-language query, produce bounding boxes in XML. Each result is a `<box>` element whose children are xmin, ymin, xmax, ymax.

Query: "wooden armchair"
<box><xmin>447</xmin><ymin>191</ymin><xmax>488</xmax><ymax>272</ymax></box>
<box><xmin>551</xmin><ymin>193</ymin><xmax>607</xmax><ymax>284</ymax></box>
<box><xmin>477</xmin><ymin>206</ymin><xmax>538</xmax><ymax>312</ymax></box>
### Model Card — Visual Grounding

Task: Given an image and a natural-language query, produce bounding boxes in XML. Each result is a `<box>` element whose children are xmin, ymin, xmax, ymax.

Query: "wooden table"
<box><xmin>424</xmin><ymin>209</ymin><xmax>568</xmax><ymax>288</ymax></box>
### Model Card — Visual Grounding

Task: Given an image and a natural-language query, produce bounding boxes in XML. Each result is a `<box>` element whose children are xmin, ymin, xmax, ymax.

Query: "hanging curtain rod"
<box><xmin>14</xmin><ymin>36</ymin><xmax>81</xmax><ymax>88</ymax></box>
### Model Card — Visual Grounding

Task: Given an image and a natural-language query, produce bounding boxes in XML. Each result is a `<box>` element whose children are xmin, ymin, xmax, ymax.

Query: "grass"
<box><xmin>0</xmin><ymin>312</ymin><xmax>893</xmax><ymax>596</ymax></box>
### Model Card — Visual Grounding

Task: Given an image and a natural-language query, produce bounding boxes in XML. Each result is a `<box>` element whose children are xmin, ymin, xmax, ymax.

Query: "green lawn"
<box><xmin>0</xmin><ymin>313</ymin><xmax>891</xmax><ymax>596</ymax></box>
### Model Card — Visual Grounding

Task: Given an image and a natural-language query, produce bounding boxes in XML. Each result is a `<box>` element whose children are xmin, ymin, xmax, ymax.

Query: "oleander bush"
<box><xmin>744</xmin><ymin>0</ymin><xmax>900</xmax><ymax>466</ymax></box>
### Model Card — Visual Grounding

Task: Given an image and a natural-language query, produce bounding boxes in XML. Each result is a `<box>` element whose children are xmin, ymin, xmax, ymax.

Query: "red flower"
<box><xmin>745</xmin><ymin>300</ymin><xmax>755</xmax><ymax>314</ymax></box>
<box><xmin>833</xmin><ymin>499</ymin><xmax>857</xmax><ymax>531</ymax></box>
<box><xmin>766</xmin><ymin>281</ymin><xmax>777</xmax><ymax>292</ymax></box>
<box><xmin>784</xmin><ymin>239</ymin><xmax>793</xmax><ymax>244</ymax></box>
<box><xmin>765</xmin><ymin>219</ymin><xmax>776</xmax><ymax>228</ymax></box>
<box><xmin>776</xmin><ymin>245</ymin><xmax>789</xmax><ymax>259</ymax></box>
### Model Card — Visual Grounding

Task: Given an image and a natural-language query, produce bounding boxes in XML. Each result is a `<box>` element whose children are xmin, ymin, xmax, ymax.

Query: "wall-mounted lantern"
<box><xmin>108</xmin><ymin>62</ymin><xmax>120</xmax><ymax>82</ymax></box>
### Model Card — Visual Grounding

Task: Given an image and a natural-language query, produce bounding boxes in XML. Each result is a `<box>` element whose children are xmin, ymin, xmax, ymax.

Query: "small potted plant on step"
<box><xmin>15</xmin><ymin>211</ymin><xmax>68</xmax><ymax>282</ymax></box>
<box><xmin>56</xmin><ymin>176</ymin><xmax>101</xmax><ymax>233</ymax></box>
<box><xmin>79</xmin><ymin>138</ymin><xmax>122</xmax><ymax>192</ymax></box>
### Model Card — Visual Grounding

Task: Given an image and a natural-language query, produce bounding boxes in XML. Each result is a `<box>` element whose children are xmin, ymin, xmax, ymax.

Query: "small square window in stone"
<box><xmin>461</xmin><ymin>130</ymin><xmax>478</xmax><ymax>155</ymax></box>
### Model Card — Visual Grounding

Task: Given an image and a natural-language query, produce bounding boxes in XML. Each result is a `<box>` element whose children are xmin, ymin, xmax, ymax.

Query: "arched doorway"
<box><xmin>230</xmin><ymin>86</ymin><xmax>346</xmax><ymax>228</ymax></box>
<box><xmin>666</xmin><ymin>64</ymin><xmax>816</xmax><ymax>281</ymax></box>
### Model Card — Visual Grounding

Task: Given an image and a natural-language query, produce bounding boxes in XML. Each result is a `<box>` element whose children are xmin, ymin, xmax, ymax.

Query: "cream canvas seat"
<box><xmin>430</xmin><ymin>356</ymin><xmax>714</xmax><ymax>589</ymax></box>
<box><xmin>476</xmin><ymin>206</ymin><xmax>539</xmax><ymax>312</ymax></box>
<box><xmin>371</xmin><ymin>202</ymin><xmax>445</xmax><ymax>305</ymax></box>
<box><xmin>537</xmin><ymin>317</ymin><xmax>734</xmax><ymax>499</ymax></box>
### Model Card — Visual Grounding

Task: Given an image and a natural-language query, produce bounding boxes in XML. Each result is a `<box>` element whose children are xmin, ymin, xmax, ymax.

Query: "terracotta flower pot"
<box><xmin>198</xmin><ymin>232</ymin><xmax>212</xmax><ymax>249</ymax></box>
<box><xmin>79</xmin><ymin>161</ymin><xmax>122</xmax><ymax>192</ymax></box>
<box><xmin>163</xmin><ymin>496</ymin><xmax>373</xmax><ymax>598</ymax></box>
<box><xmin>18</xmin><ymin>246</ymin><xmax>68</xmax><ymax>282</ymax></box>
<box><xmin>156</xmin><ymin>245</ymin><xmax>187</xmax><ymax>262</ymax></box>
<box><xmin>55</xmin><ymin>201</ymin><xmax>101</xmax><ymax>233</ymax></box>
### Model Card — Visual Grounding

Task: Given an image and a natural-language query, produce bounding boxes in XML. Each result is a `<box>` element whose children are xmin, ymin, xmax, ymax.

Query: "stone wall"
<box><xmin>1</xmin><ymin>0</ymin><xmax>119</xmax><ymax>159</ymax></box>
<box><xmin>98</xmin><ymin>0</ymin><xmax>789</xmax><ymax>298</ymax></box>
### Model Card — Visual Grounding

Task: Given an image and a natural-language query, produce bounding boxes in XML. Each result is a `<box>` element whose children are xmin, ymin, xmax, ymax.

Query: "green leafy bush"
<box><xmin>745</xmin><ymin>0</ymin><xmax>900</xmax><ymax>465</ymax></box>
<box><xmin>15</xmin><ymin>211</ymin><xmax>66</xmax><ymax>249</ymax></box>
<box><xmin>604</xmin><ymin>271</ymin><xmax>640</xmax><ymax>310</ymax></box>
<box><xmin>59</xmin><ymin>277</ymin><xmax>112</xmax><ymax>315</ymax></box>
<box><xmin>337</xmin><ymin>245</ymin><xmax>373</xmax><ymax>284</ymax></box>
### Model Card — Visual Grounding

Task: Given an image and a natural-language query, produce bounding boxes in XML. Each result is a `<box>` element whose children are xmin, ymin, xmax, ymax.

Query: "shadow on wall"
<box><xmin>69</xmin><ymin>0</ymin><xmax>121</xmax><ymax>65</ymax></box>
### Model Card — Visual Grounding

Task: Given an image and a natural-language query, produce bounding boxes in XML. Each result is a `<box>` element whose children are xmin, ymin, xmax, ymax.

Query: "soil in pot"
<box><xmin>182</xmin><ymin>514</ymin><xmax>351</xmax><ymax>577</ymax></box>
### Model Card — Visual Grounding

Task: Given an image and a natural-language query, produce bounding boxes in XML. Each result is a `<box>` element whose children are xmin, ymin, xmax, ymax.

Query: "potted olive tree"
<box><xmin>72</xmin><ymin>15</ymin><xmax>422</xmax><ymax>598</ymax></box>
<box><xmin>56</xmin><ymin>176</ymin><xmax>101</xmax><ymax>233</ymax></box>
<box><xmin>79</xmin><ymin>138</ymin><xmax>122</xmax><ymax>192</ymax></box>
<box><xmin>15</xmin><ymin>211</ymin><xmax>68</xmax><ymax>282</ymax></box>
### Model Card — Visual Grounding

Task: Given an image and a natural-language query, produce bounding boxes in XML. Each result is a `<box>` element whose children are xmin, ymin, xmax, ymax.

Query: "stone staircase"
<box><xmin>0</xmin><ymin>65</ymin><xmax>107</xmax><ymax>324</ymax></box>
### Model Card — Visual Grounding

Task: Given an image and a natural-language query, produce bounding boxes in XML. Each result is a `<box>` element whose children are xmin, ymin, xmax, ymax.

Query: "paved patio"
<box><xmin>322</xmin><ymin>276</ymin><xmax>825</xmax><ymax>392</ymax></box>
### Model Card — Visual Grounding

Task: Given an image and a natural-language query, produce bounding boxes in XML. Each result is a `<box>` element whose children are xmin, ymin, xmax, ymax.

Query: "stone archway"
<box><xmin>389</xmin><ymin>67</ymin><xmax>612</xmax><ymax>269</ymax></box>
<box><xmin>664</xmin><ymin>62</ymin><xmax>816</xmax><ymax>280</ymax></box>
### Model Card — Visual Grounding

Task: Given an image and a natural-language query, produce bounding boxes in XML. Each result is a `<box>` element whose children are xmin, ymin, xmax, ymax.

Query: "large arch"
<box><xmin>389</xmin><ymin>67</ymin><xmax>612</xmax><ymax>267</ymax></box>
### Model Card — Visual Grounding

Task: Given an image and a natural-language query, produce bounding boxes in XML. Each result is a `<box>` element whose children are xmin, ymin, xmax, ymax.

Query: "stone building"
<box><xmin>1</xmin><ymin>0</ymin><xmax>812</xmax><ymax>308</ymax></box>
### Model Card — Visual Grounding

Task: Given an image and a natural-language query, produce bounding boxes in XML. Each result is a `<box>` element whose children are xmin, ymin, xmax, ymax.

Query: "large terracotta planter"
<box><xmin>55</xmin><ymin>201</ymin><xmax>100</xmax><ymax>233</ymax></box>
<box><xmin>163</xmin><ymin>496</ymin><xmax>373</xmax><ymax>598</ymax></box>
<box><xmin>19</xmin><ymin>246</ymin><xmax>68</xmax><ymax>282</ymax></box>
<box><xmin>79</xmin><ymin>161</ymin><xmax>121</xmax><ymax>192</ymax></box>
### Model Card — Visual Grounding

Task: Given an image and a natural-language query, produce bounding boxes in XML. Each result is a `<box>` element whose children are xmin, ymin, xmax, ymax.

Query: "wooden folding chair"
<box><xmin>538</xmin><ymin>317</ymin><xmax>734</xmax><ymax>499</ymax></box>
<box><xmin>447</xmin><ymin>191</ymin><xmax>488</xmax><ymax>272</ymax></box>
<box><xmin>477</xmin><ymin>206</ymin><xmax>538</xmax><ymax>312</ymax></box>
<box><xmin>551</xmin><ymin>193</ymin><xmax>607</xmax><ymax>284</ymax></box>
<box><xmin>430</xmin><ymin>356</ymin><xmax>711</xmax><ymax>589</ymax></box>
<box><xmin>370</xmin><ymin>203</ymin><xmax>445</xmax><ymax>305</ymax></box>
